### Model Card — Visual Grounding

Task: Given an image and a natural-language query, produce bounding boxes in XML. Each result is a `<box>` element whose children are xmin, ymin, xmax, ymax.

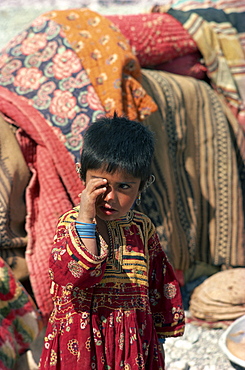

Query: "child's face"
<box><xmin>85</xmin><ymin>168</ymin><xmax>141</xmax><ymax>221</ymax></box>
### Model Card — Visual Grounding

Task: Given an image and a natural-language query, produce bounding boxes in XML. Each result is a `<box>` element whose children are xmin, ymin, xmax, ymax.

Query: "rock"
<box><xmin>167</xmin><ymin>360</ymin><xmax>189</xmax><ymax>370</ymax></box>
<box><xmin>174</xmin><ymin>339</ymin><xmax>193</xmax><ymax>350</ymax></box>
<box><xmin>164</xmin><ymin>321</ymin><xmax>235</xmax><ymax>369</ymax></box>
<box><xmin>184</xmin><ymin>324</ymin><xmax>200</xmax><ymax>343</ymax></box>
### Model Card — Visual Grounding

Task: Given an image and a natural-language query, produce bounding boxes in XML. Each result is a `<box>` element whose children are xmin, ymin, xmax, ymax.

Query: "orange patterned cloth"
<box><xmin>43</xmin><ymin>8</ymin><xmax>157</xmax><ymax>121</ymax></box>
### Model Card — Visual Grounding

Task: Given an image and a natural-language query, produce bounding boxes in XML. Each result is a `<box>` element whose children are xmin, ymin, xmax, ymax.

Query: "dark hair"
<box><xmin>80</xmin><ymin>113</ymin><xmax>155</xmax><ymax>190</ymax></box>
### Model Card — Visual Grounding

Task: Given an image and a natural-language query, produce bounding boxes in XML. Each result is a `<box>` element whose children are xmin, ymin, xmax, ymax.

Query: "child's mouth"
<box><xmin>99</xmin><ymin>205</ymin><xmax>117</xmax><ymax>215</ymax></box>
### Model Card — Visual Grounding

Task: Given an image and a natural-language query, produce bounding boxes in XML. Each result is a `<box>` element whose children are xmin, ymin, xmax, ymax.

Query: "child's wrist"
<box><xmin>75</xmin><ymin>221</ymin><xmax>96</xmax><ymax>239</ymax></box>
<box><xmin>76</xmin><ymin>214</ymin><xmax>95</xmax><ymax>224</ymax></box>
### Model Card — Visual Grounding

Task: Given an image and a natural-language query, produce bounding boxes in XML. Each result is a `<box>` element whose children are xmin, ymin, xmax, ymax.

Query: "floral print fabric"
<box><xmin>0</xmin><ymin>17</ymin><xmax>105</xmax><ymax>162</ymax></box>
<box><xmin>42</xmin><ymin>8</ymin><xmax>158</xmax><ymax>121</ymax></box>
<box><xmin>39</xmin><ymin>207</ymin><xmax>185</xmax><ymax>369</ymax></box>
<box><xmin>0</xmin><ymin>8</ymin><xmax>158</xmax><ymax>161</ymax></box>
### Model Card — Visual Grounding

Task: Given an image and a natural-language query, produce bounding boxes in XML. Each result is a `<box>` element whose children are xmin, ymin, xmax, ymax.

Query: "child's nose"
<box><xmin>103</xmin><ymin>185</ymin><xmax>116</xmax><ymax>201</ymax></box>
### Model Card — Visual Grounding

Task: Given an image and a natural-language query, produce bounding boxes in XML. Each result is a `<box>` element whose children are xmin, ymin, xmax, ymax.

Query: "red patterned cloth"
<box><xmin>106</xmin><ymin>13</ymin><xmax>198</xmax><ymax>68</ymax></box>
<box><xmin>39</xmin><ymin>207</ymin><xmax>185</xmax><ymax>369</ymax></box>
<box><xmin>155</xmin><ymin>52</ymin><xmax>207</xmax><ymax>80</ymax></box>
<box><xmin>0</xmin><ymin>257</ymin><xmax>40</xmax><ymax>370</ymax></box>
<box><xmin>0</xmin><ymin>87</ymin><xmax>82</xmax><ymax>321</ymax></box>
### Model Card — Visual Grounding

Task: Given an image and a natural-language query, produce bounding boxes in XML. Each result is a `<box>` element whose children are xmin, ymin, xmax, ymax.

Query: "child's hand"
<box><xmin>77</xmin><ymin>178</ymin><xmax>107</xmax><ymax>223</ymax></box>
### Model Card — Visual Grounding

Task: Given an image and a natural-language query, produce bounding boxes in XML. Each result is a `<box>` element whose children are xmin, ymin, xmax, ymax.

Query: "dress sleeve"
<box><xmin>147</xmin><ymin>224</ymin><xmax>185</xmax><ymax>340</ymax></box>
<box><xmin>49</xmin><ymin>211</ymin><xmax>109</xmax><ymax>290</ymax></box>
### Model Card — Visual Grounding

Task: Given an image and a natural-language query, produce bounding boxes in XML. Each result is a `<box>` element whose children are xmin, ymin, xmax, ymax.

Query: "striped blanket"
<box><xmin>170</xmin><ymin>0</ymin><xmax>245</xmax><ymax>14</ymax></box>
<box><xmin>167</xmin><ymin>7</ymin><xmax>245</xmax><ymax>131</ymax></box>
<box><xmin>139</xmin><ymin>69</ymin><xmax>245</xmax><ymax>271</ymax></box>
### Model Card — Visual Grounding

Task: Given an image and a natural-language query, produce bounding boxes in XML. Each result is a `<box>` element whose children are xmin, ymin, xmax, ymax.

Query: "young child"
<box><xmin>39</xmin><ymin>114</ymin><xmax>185</xmax><ymax>370</ymax></box>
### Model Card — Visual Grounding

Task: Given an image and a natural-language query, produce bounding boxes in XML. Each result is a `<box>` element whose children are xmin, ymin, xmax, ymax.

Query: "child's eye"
<box><xmin>119</xmin><ymin>183</ymin><xmax>130</xmax><ymax>190</ymax></box>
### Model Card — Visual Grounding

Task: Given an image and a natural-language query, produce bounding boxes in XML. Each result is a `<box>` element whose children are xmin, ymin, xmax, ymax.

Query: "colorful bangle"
<box><xmin>75</xmin><ymin>221</ymin><xmax>95</xmax><ymax>225</ymax></box>
<box><xmin>75</xmin><ymin>221</ymin><xmax>96</xmax><ymax>239</ymax></box>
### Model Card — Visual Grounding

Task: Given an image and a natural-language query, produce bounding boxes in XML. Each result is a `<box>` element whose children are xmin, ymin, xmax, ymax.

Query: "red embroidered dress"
<box><xmin>39</xmin><ymin>207</ymin><xmax>184</xmax><ymax>369</ymax></box>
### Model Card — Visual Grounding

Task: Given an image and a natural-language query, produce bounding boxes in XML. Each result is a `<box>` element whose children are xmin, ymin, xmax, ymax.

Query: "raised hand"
<box><xmin>77</xmin><ymin>177</ymin><xmax>107</xmax><ymax>223</ymax></box>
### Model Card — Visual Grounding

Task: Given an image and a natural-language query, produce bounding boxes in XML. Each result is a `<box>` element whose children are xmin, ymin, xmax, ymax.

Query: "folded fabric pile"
<box><xmin>0</xmin><ymin>8</ymin><xmax>157</xmax><ymax>320</ymax></box>
<box><xmin>168</xmin><ymin>0</ymin><xmax>245</xmax><ymax>13</ymax></box>
<box><xmin>0</xmin><ymin>4</ymin><xmax>244</xmax><ymax>322</ymax></box>
<box><xmin>0</xmin><ymin>115</ymin><xmax>30</xmax><ymax>281</ymax></box>
<box><xmin>107</xmin><ymin>7</ymin><xmax>245</xmax><ymax>133</ymax></box>
<box><xmin>165</xmin><ymin>7</ymin><xmax>245</xmax><ymax>131</ymax></box>
<box><xmin>106</xmin><ymin>12</ymin><xmax>207</xmax><ymax>79</ymax></box>
<box><xmin>42</xmin><ymin>8</ymin><xmax>157</xmax><ymax>121</ymax></box>
<box><xmin>138</xmin><ymin>69</ymin><xmax>245</xmax><ymax>271</ymax></box>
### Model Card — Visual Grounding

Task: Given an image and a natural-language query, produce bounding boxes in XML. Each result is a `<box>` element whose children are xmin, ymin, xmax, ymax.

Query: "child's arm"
<box><xmin>49</xmin><ymin>209</ymin><xmax>109</xmax><ymax>290</ymax></box>
<box><xmin>147</xmin><ymin>225</ymin><xmax>185</xmax><ymax>340</ymax></box>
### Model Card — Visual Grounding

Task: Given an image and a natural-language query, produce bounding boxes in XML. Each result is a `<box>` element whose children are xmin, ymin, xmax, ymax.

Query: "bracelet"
<box><xmin>75</xmin><ymin>221</ymin><xmax>96</xmax><ymax>239</ymax></box>
<box><xmin>75</xmin><ymin>221</ymin><xmax>95</xmax><ymax>225</ymax></box>
<box><xmin>76</xmin><ymin>234</ymin><xmax>96</xmax><ymax>239</ymax></box>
